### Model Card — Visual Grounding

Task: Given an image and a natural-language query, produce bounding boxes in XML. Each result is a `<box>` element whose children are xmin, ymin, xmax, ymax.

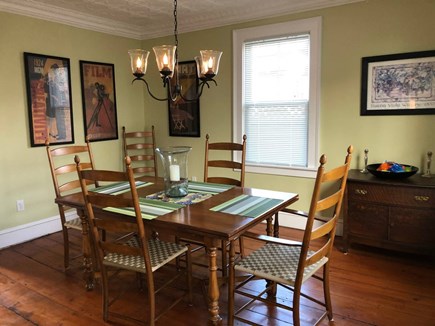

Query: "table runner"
<box><xmin>146</xmin><ymin>191</ymin><xmax>212</xmax><ymax>205</ymax></box>
<box><xmin>210</xmin><ymin>194</ymin><xmax>284</xmax><ymax>218</ymax></box>
<box><xmin>103</xmin><ymin>198</ymin><xmax>183</xmax><ymax>220</ymax></box>
<box><xmin>146</xmin><ymin>181</ymin><xmax>234</xmax><ymax>205</ymax></box>
<box><xmin>91</xmin><ymin>181</ymin><xmax>153</xmax><ymax>195</ymax></box>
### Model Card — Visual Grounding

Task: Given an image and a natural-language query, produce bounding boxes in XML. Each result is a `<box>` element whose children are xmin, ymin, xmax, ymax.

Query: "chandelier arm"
<box><xmin>132</xmin><ymin>77</ymin><xmax>168</xmax><ymax>102</ymax></box>
<box><xmin>167</xmin><ymin>81</ymin><xmax>180</xmax><ymax>102</ymax></box>
<box><xmin>177</xmin><ymin>80</ymin><xmax>208</xmax><ymax>102</ymax></box>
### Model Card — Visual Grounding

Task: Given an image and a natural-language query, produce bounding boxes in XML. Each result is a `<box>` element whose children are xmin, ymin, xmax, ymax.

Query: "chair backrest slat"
<box><xmin>46</xmin><ymin>137</ymin><xmax>97</xmax><ymax>199</ymax></box>
<box><xmin>204</xmin><ymin>134</ymin><xmax>247</xmax><ymax>187</ymax></box>
<box><xmin>122</xmin><ymin>126</ymin><xmax>158</xmax><ymax>177</ymax></box>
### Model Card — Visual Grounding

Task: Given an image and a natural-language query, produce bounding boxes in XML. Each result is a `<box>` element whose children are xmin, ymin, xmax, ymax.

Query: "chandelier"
<box><xmin>128</xmin><ymin>0</ymin><xmax>223</xmax><ymax>102</ymax></box>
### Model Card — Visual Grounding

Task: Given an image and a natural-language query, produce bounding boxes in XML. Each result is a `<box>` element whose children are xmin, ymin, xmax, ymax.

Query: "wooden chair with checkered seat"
<box><xmin>229</xmin><ymin>145</ymin><xmax>353</xmax><ymax>326</ymax></box>
<box><xmin>45</xmin><ymin>137</ymin><xmax>98</xmax><ymax>270</ymax></box>
<box><xmin>75</xmin><ymin>155</ymin><xmax>192</xmax><ymax>325</ymax></box>
<box><xmin>178</xmin><ymin>134</ymin><xmax>247</xmax><ymax>277</ymax></box>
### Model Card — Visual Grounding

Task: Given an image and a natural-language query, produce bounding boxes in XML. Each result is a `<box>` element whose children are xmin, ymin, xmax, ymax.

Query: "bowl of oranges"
<box><xmin>366</xmin><ymin>162</ymin><xmax>418</xmax><ymax>179</ymax></box>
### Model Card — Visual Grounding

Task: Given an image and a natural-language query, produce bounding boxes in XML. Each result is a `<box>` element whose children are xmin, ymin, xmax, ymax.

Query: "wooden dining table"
<box><xmin>55</xmin><ymin>176</ymin><xmax>298</xmax><ymax>325</ymax></box>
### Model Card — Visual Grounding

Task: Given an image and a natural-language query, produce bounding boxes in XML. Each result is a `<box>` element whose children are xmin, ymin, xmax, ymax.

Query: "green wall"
<box><xmin>0</xmin><ymin>12</ymin><xmax>144</xmax><ymax>230</ymax></box>
<box><xmin>1</xmin><ymin>0</ymin><xmax>434</xmax><ymax>234</ymax></box>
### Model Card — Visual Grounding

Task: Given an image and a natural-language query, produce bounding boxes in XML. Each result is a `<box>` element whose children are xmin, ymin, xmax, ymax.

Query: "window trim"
<box><xmin>233</xmin><ymin>17</ymin><xmax>322</xmax><ymax>178</ymax></box>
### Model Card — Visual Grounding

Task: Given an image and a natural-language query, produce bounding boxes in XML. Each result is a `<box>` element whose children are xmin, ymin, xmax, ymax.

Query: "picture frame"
<box><xmin>361</xmin><ymin>50</ymin><xmax>435</xmax><ymax>115</ymax></box>
<box><xmin>168</xmin><ymin>61</ymin><xmax>200</xmax><ymax>137</ymax></box>
<box><xmin>79</xmin><ymin>60</ymin><xmax>118</xmax><ymax>142</ymax></box>
<box><xmin>24</xmin><ymin>52</ymin><xmax>74</xmax><ymax>147</ymax></box>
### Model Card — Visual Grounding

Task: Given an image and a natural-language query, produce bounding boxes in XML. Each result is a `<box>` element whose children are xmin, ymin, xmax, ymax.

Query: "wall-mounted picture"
<box><xmin>79</xmin><ymin>60</ymin><xmax>118</xmax><ymax>142</ymax></box>
<box><xmin>168</xmin><ymin>61</ymin><xmax>200</xmax><ymax>137</ymax></box>
<box><xmin>24</xmin><ymin>52</ymin><xmax>74</xmax><ymax>147</ymax></box>
<box><xmin>361</xmin><ymin>50</ymin><xmax>435</xmax><ymax>115</ymax></box>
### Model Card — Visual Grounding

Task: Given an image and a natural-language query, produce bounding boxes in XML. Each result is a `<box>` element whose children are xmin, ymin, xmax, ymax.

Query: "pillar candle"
<box><xmin>169</xmin><ymin>164</ymin><xmax>180</xmax><ymax>181</ymax></box>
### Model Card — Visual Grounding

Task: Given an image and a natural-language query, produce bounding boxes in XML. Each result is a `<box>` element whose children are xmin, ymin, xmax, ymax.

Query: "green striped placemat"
<box><xmin>210</xmin><ymin>194</ymin><xmax>283</xmax><ymax>218</ymax></box>
<box><xmin>103</xmin><ymin>198</ymin><xmax>183</xmax><ymax>220</ymax></box>
<box><xmin>188</xmin><ymin>181</ymin><xmax>234</xmax><ymax>194</ymax></box>
<box><xmin>92</xmin><ymin>181</ymin><xmax>153</xmax><ymax>195</ymax></box>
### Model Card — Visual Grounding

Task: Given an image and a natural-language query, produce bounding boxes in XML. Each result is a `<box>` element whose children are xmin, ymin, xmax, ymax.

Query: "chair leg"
<box><xmin>146</xmin><ymin>274</ymin><xmax>156</xmax><ymax>325</ymax></box>
<box><xmin>101</xmin><ymin>266</ymin><xmax>110</xmax><ymax>321</ymax></box>
<box><xmin>238</xmin><ymin>237</ymin><xmax>245</xmax><ymax>258</ymax></box>
<box><xmin>61</xmin><ymin>225</ymin><xmax>70</xmax><ymax>270</ymax></box>
<box><xmin>221</xmin><ymin>240</ymin><xmax>228</xmax><ymax>277</ymax></box>
<box><xmin>186</xmin><ymin>246</ymin><xmax>193</xmax><ymax>305</ymax></box>
<box><xmin>58</xmin><ymin>207</ymin><xmax>70</xmax><ymax>270</ymax></box>
<box><xmin>293</xmin><ymin>286</ymin><xmax>301</xmax><ymax>326</ymax></box>
<box><xmin>323</xmin><ymin>264</ymin><xmax>334</xmax><ymax>321</ymax></box>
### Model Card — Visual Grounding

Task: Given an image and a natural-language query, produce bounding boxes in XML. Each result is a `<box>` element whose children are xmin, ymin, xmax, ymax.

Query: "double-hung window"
<box><xmin>233</xmin><ymin>17</ymin><xmax>321</xmax><ymax>178</ymax></box>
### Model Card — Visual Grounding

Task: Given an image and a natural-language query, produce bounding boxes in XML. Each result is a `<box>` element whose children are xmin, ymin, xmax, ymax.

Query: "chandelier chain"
<box><xmin>173</xmin><ymin>0</ymin><xmax>179</xmax><ymax>86</ymax></box>
<box><xmin>174</xmin><ymin>0</ymin><xmax>178</xmax><ymax>61</ymax></box>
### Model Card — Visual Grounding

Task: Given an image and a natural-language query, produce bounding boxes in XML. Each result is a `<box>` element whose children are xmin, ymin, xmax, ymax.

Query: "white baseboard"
<box><xmin>0</xmin><ymin>210</ymin><xmax>78</xmax><ymax>249</ymax></box>
<box><xmin>274</xmin><ymin>211</ymin><xmax>343</xmax><ymax>236</ymax></box>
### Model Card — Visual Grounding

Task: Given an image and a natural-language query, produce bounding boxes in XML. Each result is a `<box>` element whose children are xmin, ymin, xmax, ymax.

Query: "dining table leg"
<box><xmin>77</xmin><ymin>208</ymin><xmax>94</xmax><ymax>290</ymax></box>
<box><xmin>227</xmin><ymin>240</ymin><xmax>235</xmax><ymax>325</ymax></box>
<box><xmin>205</xmin><ymin>240</ymin><xmax>222</xmax><ymax>325</ymax></box>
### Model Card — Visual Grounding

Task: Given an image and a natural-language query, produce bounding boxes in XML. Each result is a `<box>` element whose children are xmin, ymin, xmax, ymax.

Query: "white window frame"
<box><xmin>233</xmin><ymin>17</ymin><xmax>322</xmax><ymax>178</ymax></box>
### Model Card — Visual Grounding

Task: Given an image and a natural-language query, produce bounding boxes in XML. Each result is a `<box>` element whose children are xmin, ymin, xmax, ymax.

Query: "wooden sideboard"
<box><xmin>343</xmin><ymin>169</ymin><xmax>435</xmax><ymax>255</ymax></box>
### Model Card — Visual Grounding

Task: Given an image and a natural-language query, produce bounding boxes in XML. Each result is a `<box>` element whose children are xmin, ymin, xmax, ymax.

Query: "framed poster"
<box><xmin>168</xmin><ymin>61</ymin><xmax>200</xmax><ymax>137</ymax></box>
<box><xmin>361</xmin><ymin>50</ymin><xmax>435</xmax><ymax>115</ymax></box>
<box><xmin>24</xmin><ymin>52</ymin><xmax>74</xmax><ymax>147</ymax></box>
<box><xmin>79</xmin><ymin>60</ymin><xmax>118</xmax><ymax>142</ymax></box>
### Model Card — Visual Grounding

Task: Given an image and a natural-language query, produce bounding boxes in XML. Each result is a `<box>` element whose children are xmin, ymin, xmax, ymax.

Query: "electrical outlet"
<box><xmin>16</xmin><ymin>199</ymin><xmax>25</xmax><ymax>212</ymax></box>
<box><xmin>191</xmin><ymin>176</ymin><xmax>197</xmax><ymax>181</ymax></box>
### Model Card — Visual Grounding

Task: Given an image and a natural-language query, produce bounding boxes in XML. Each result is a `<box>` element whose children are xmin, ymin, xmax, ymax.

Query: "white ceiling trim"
<box><xmin>0</xmin><ymin>0</ymin><xmax>143</xmax><ymax>39</ymax></box>
<box><xmin>0</xmin><ymin>0</ymin><xmax>365</xmax><ymax>40</ymax></box>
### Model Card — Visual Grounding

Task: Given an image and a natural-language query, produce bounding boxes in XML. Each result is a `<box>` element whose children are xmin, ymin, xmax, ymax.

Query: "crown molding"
<box><xmin>0</xmin><ymin>0</ymin><xmax>144</xmax><ymax>39</ymax></box>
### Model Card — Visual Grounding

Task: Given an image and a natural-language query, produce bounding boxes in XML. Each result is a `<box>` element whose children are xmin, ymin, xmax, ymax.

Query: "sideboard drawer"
<box><xmin>348</xmin><ymin>182</ymin><xmax>435</xmax><ymax>208</ymax></box>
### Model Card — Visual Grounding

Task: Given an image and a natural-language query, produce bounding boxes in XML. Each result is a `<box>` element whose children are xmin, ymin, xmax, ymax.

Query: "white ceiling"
<box><xmin>0</xmin><ymin>0</ymin><xmax>363</xmax><ymax>40</ymax></box>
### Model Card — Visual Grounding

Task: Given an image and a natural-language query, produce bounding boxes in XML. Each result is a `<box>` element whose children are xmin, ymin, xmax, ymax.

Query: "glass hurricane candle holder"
<box><xmin>156</xmin><ymin>146</ymin><xmax>192</xmax><ymax>197</ymax></box>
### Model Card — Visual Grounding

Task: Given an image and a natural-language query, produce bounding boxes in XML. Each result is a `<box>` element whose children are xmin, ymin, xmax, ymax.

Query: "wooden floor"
<box><xmin>1</xmin><ymin>225</ymin><xmax>434</xmax><ymax>326</ymax></box>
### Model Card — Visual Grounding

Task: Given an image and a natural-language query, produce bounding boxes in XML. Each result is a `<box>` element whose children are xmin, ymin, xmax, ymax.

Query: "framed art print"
<box><xmin>168</xmin><ymin>61</ymin><xmax>200</xmax><ymax>137</ymax></box>
<box><xmin>361</xmin><ymin>50</ymin><xmax>435</xmax><ymax>115</ymax></box>
<box><xmin>24</xmin><ymin>52</ymin><xmax>74</xmax><ymax>147</ymax></box>
<box><xmin>80</xmin><ymin>60</ymin><xmax>118</xmax><ymax>142</ymax></box>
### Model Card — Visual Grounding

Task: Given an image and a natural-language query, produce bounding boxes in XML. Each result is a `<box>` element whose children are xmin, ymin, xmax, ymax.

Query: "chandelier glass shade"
<box><xmin>128</xmin><ymin>0</ymin><xmax>222</xmax><ymax>102</ymax></box>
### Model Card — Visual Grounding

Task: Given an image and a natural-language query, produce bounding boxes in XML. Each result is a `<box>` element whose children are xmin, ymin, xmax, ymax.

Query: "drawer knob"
<box><xmin>355</xmin><ymin>189</ymin><xmax>368</xmax><ymax>195</ymax></box>
<box><xmin>414</xmin><ymin>195</ymin><xmax>429</xmax><ymax>202</ymax></box>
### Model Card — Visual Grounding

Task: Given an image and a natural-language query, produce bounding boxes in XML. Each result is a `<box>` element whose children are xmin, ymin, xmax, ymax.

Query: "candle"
<box><xmin>169</xmin><ymin>164</ymin><xmax>180</xmax><ymax>182</ymax></box>
<box><xmin>135</xmin><ymin>57</ymin><xmax>143</xmax><ymax>73</ymax></box>
<box><xmin>206</xmin><ymin>57</ymin><xmax>214</xmax><ymax>75</ymax></box>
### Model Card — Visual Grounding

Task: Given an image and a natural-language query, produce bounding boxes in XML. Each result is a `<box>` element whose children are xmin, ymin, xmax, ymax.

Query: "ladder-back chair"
<box><xmin>45</xmin><ymin>137</ymin><xmax>97</xmax><ymax>269</ymax></box>
<box><xmin>75</xmin><ymin>155</ymin><xmax>192</xmax><ymax>325</ymax></box>
<box><xmin>229</xmin><ymin>145</ymin><xmax>353</xmax><ymax>325</ymax></box>
<box><xmin>179</xmin><ymin>134</ymin><xmax>247</xmax><ymax>277</ymax></box>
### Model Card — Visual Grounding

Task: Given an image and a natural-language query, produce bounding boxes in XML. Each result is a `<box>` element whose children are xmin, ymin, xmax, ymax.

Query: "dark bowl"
<box><xmin>366</xmin><ymin>163</ymin><xmax>418</xmax><ymax>179</ymax></box>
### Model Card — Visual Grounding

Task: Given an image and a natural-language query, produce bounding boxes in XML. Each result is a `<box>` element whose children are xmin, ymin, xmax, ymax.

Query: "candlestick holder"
<box><xmin>156</xmin><ymin>146</ymin><xmax>192</xmax><ymax>197</ymax></box>
<box><xmin>422</xmin><ymin>151</ymin><xmax>433</xmax><ymax>178</ymax></box>
<box><xmin>361</xmin><ymin>148</ymin><xmax>369</xmax><ymax>173</ymax></box>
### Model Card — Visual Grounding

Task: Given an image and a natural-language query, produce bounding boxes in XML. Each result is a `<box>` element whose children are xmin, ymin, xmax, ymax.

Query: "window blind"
<box><xmin>243</xmin><ymin>34</ymin><xmax>310</xmax><ymax>167</ymax></box>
